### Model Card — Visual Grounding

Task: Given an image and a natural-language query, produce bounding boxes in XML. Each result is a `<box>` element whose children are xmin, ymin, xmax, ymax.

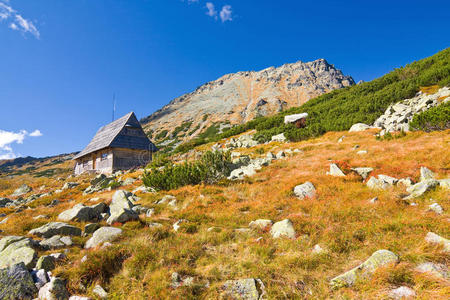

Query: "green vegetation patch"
<box><xmin>143</xmin><ymin>151</ymin><xmax>231</xmax><ymax>190</ymax></box>
<box><xmin>409</xmin><ymin>101</ymin><xmax>450</xmax><ymax>131</ymax></box>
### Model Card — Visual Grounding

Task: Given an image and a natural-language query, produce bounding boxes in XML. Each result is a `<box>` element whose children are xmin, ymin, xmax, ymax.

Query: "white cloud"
<box><xmin>219</xmin><ymin>5</ymin><xmax>232</xmax><ymax>22</ymax></box>
<box><xmin>0</xmin><ymin>1</ymin><xmax>40</xmax><ymax>38</ymax></box>
<box><xmin>205</xmin><ymin>2</ymin><xmax>217</xmax><ymax>19</ymax></box>
<box><xmin>29</xmin><ymin>129</ymin><xmax>43</xmax><ymax>137</ymax></box>
<box><xmin>0</xmin><ymin>129</ymin><xmax>43</xmax><ymax>160</ymax></box>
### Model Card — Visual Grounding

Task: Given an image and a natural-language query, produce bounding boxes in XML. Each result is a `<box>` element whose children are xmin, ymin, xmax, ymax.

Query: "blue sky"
<box><xmin>0</xmin><ymin>0</ymin><xmax>449</xmax><ymax>159</ymax></box>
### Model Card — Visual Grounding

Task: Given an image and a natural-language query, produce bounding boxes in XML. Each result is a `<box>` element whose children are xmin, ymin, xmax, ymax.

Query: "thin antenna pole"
<box><xmin>112</xmin><ymin>93</ymin><xmax>116</xmax><ymax>121</ymax></box>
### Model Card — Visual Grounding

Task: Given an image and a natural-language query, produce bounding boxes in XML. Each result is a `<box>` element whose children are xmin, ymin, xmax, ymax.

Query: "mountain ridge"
<box><xmin>141</xmin><ymin>58</ymin><xmax>354</xmax><ymax>147</ymax></box>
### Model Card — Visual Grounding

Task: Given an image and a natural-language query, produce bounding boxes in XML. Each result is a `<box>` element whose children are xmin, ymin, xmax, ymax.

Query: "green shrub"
<box><xmin>409</xmin><ymin>101</ymin><xmax>450</xmax><ymax>131</ymax></box>
<box><xmin>155</xmin><ymin>130</ymin><xmax>168</xmax><ymax>140</ymax></box>
<box><xmin>142</xmin><ymin>151</ymin><xmax>232</xmax><ymax>190</ymax></box>
<box><xmin>173</xmin><ymin>48</ymin><xmax>450</xmax><ymax>150</ymax></box>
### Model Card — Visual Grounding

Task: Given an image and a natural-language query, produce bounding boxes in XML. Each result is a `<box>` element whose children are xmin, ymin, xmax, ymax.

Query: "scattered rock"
<box><xmin>271</xmin><ymin>133</ymin><xmax>286</xmax><ymax>142</ymax></box>
<box><xmin>29</xmin><ymin>222</ymin><xmax>82</xmax><ymax>238</ymax></box>
<box><xmin>31</xmin><ymin>269</ymin><xmax>49</xmax><ymax>289</ymax></box>
<box><xmin>404</xmin><ymin>179</ymin><xmax>439</xmax><ymax>199</ymax></box>
<box><xmin>62</xmin><ymin>182</ymin><xmax>79</xmax><ymax>190</ymax></box>
<box><xmin>351</xmin><ymin>167</ymin><xmax>373</xmax><ymax>180</ymax></box>
<box><xmin>222</xmin><ymin>278</ymin><xmax>266</xmax><ymax>300</ymax></box>
<box><xmin>397</xmin><ymin>178</ymin><xmax>414</xmax><ymax>187</ymax></box>
<box><xmin>312</xmin><ymin>244</ymin><xmax>326</xmax><ymax>255</ymax></box>
<box><xmin>420</xmin><ymin>167</ymin><xmax>435</xmax><ymax>181</ymax></box>
<box><xmin>69</xmin><ymin>296</ymin><xmax>91</xmax><ymax>300</ymax></box>
<box><xmin>369</xmin><ymin>197</ymin><xmax>378</xmax><ymax>204</ymax></box>
<box><xmin>38</xmin><ymin>277</ymin><xmax>69</xmax><ymax>300</ymax></box>
<box><xmin>58</xmin><ymin>203</ymin><xmax>104</xmax><ymax>222</ymax></box>
<box><xmin>0</xmin><ymin>236</ymin><xmax>37</xmax><ymax>269</ymax></box>
<box><xmin>106</xmin><ymin>190</ymin><xmax>139</xmax><ymax>225</ymax></box>
<box><xmin>39</xmin><ymin>235</ymin><xmax>72</xmax><ymax>250</ymax></box>
<box><xmin>327</xmin><ymin>163</ymin><xmax>345</xmax><ymax>177</ymax></box>
<box><xmin>337</xmin><ymin>136</ymin><xmax>345</xmax><ymax>143</ymax></box>
<box><xmin>84</xmin><ymin>223</ymin><xmax>101</xmax><ymax>235</ymax></box>
<box><xmin>0</xmin><ymin>197</ymin><xmax>12</xmax><ymax>208</ymax></box>
<box><xmin>173</xmin><ymin>219</ymin><xmax>187</xmax><ymax>232</ymax></box>
<box><xmin>36</xmin><ymin>255</ymin><xmax>56</xmax><ymax>272</ymax></box>
<box><xmin>415</xmin><ymin>262</ymin><xmax>449</xmax><ymax>279</ymax></box>
<box><xmin>425</xmin><ymin>232</ymin><xmax>450</xmax><ymax>252</ymax></box>
<box><xmin>357</xmin><ymin>150</ymin><xmax>368</xmax><ymax>155</ymax></box>
<box><xmin>293</xmin><ymin>182</ymin><xmax>316</xmax><ymax>200</ymax></box>
<box><xmin>373</xmin><ymin>87</ymin><xmax>450</xmax><ymax>135</ymax></box>
<box><xmin>92</xmin><ymin>284</ymin><xmax>108</xmax><ymax>299</ymax></box>
<box><xmin>438</xmin><ymin>178</ymin><xmax>450</xmax><ymax>189</ymax></box>
<box><xmin>249</xmin><ymin>219</ymin><xmax>273</xmax><ymax>230</ymax></box>
<box><xmin>428</xmin><ymin>203</ymin><xmax>443</xmax><ymax>215</ymax></box>
<box><xmin>366</xmin><ymin>176</ymin><xmax>390</xmax><ymax>190</ymax></box>
<box><xmin>0</xmin><ymin>262</ymin><xmax>38</xmax><ymax>299</ymax></box>
<box><xmin>170</xmin><ymin>272</ymin><xmax>194</xmax><ymax>288</ymax></box>
<box><xmin>85</xmin><ymin>227</ymin><xmax>122</xmax><ymax>249</ymax></box>
<box><xmin>270</xmin><ymin>219</ymin><xmax>296</xmax><ymax>239</ymax></box>
<box><xmin>12</xmin><ymin>184</ymin><xmax>32</xmax><ymax>197</ymax></box>
<box><xmin>349</xmin><ymin>123</ymin><xmax>371</xmax><ymax>132</ymax></box>
<box><xmin>276</xmin><ymin>151</ymin><xmax>286</xmax><ymax>159</ymax></box>
<box><xmin>388</xmin><ymin>286</ymin><xmax>416</xmax><ymax>300</ymax></box>
<box><xmin>330</xmin><ymin>249</ymin><xmax>399</xmax><ymax>288</ymax></box>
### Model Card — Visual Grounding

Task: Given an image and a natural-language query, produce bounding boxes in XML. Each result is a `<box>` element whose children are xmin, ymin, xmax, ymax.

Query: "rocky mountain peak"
<box><xmin>141</xmin><ymin>58</ymin><xmax>354</xmax><ymax>148</ymax></box>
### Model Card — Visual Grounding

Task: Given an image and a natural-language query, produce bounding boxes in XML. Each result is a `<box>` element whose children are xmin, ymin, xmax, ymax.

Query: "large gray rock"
<box><xmin>36</xmin><ymin>255</ymin><xmax>56</xmax><ymax>272</ymax></box>
<box><xmin>404</xmin><ymin>179</ymin><xmax>439</xmax><ymax>199</ymax></box>
<box><xmin>293</xmin><ymin>182</ymin><xmax>316</xmax><ymax>199</ymax></box>
<box><xmin>349</xmin><ymin>123</ymin><xmax>371</xmax><ymax>132</ymax></box>
<box><xmin>58</xmin><ymin>203</ymin><xmax>104</xmax><ymax>222</ymax></box>
<box><xmin>425</xmin><ymin>232</ymin><xmax>450</xmax><ymax>252</ymax></box>
<box><xmin>85</xmin><ymin>227</ymin><xmax>122</xmax><ymax>249</ymax></box>
<box><xmin>270</xmin><ymin>219</ymin><xmax>296</xmax><ymax>239</ymax></box>
<box><xmin>29</xmin><ymin>222</ymin><xmax>81</xmax><ymax>238</ymax></box>
<box><xmin>39</xmin><ymin>235</ymin><xmax>73</xmax><ymax>250</ymax></box>
<box><xmin>330</xmin><ymin>250</ymin><xmax>399</xmax><ymax>289</ymax></box>
<box><xmin>11</xmin><ymin>184</ymin><xmax>32</xmax><ymax>197</ymax></box>
<box><xmin>0</xmin><ymin>263</ymin><xmax>38</xmax><ymax>299</ymax></box>
<box><xmin>106</xmin><ymin>190</ymin><xmax>139</xmax><ymax>225</ymax></box>
<box><xmin>38</xmin><ymin>277</ymin><xmax>69</xmax><ymax>300</ymax></box>
<box><xmin>327</xmin><ymin>163</ymin><xmax>345</xmax><ymax>177</ymax></box>
<box><xmin>222</xmin><ymin>278</ymin><xmax>266</xmax><ymax>300</ymax></box>
<box><xmin>0</xmin><ymin>236</ymin><xmax>37</xmax><ymax>269</ymax></box>
<box><xmin>31</xmin><ymin>269</ymin><xmax>49</xmax><ymax>290</ymax></box>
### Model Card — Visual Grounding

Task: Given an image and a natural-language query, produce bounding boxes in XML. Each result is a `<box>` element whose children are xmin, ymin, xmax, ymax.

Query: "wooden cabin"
<box><xmin>73</xmin><ymin>112</ymin><xmax>157</xmax><ymax>175</ymax></box>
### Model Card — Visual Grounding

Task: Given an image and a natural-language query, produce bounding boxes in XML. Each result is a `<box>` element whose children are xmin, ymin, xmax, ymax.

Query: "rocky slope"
<box><xmin>0</xmin><ymin>129</ymin><xmax>449</xmax><ymax>299</ymax></box>
<box><xmin>141</xmin><ymin>59</ymin><xmax>354</xmax><ymax>146</ymax></box>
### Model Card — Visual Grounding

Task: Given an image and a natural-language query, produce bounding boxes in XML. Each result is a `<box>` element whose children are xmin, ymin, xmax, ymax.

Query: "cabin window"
<box><xmin>101</xmin><ymin>153</ymin><xmax>108</xmax><ymax>161</ymax></box>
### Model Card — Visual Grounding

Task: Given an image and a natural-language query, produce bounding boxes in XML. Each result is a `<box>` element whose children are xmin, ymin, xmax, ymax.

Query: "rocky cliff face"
<box><xmin>141</xmin><ymin>59</ymin><xmax>354</xmax><ymax>145</ymax></box>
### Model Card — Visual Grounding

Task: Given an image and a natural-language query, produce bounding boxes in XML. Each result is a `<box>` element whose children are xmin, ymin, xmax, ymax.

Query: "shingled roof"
<box><xmin>73</xmin><ymin>112</ymin><xmax>157</xmax><ymax>160</ymax></box>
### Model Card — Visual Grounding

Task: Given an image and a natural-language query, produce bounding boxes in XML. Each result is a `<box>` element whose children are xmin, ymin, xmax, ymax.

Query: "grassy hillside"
<box><xmin>175</xmin><ymin>47</ymin><xmax>450</xmax><ymax>152</ymax></box>
<box><xmin>1</xmin><ymin>129</ymin><xmax>449</xmax><ymax>299</ymax></box>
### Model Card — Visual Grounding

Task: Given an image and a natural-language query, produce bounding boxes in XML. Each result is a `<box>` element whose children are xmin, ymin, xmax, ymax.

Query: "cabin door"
<box><xmin>92</xmin><ymin>154</ymin><xmax>96</xmax><ymax>169</ymax></box>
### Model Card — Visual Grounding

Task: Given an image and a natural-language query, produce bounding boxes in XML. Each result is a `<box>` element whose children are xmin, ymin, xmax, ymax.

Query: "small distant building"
<box><xmin>284</xmin><ymin>113</ymin><xmax>308</xmax><ymax>128</ymax></box>
<box><xmin>73</xmin><ymin>112</ymin><xmax>157</xmax><ymax>175</ymax></box>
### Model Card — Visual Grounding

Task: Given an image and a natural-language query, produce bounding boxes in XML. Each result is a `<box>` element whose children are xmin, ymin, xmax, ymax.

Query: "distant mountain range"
<box><xmin>141</xmin><ymin>58</ymin><xmax>354</xmax><ymax>147</ymax></box>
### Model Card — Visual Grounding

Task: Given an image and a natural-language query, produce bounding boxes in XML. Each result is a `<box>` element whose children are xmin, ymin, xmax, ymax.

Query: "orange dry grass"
<box><xmin>0</xmin><ymin>130</ymin><xmax>449</xmax><ymax>299</ymax></box>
